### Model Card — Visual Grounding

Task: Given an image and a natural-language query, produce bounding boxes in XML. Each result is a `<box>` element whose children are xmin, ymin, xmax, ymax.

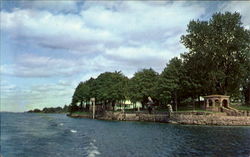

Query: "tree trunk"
<box><xmin>120</xmin><ymin>102</ymin><xmax>122</xmax><ymax>110</ymax></box>
<box><xmin>112</xmin><ymin>101</ymin><xmax>115</xmax><ymax>111</ymax></box>
<box><xmin>174</xmin><ymin>91</ymin><xmax>178</xmax><ymax>111</ymax></box>
<box><xmin>198</xmin><ymin>96</ymin><xmax>201</xmax><ymax>107</ymax></box>
<box><xmin>84</xmin><ymin>101</ymin><xmax>86</xmax><ymax>111</ymax></box>
<box><xmin>243</xmin><ymin>82</ymin><xmax>250</xmax><ymax>106</ymax></box>
<box><xmin>192</xmin><ymin>97</ymin><xmax>195</xmax><ymax>111</ymax></box>
<box><xmin>104</xmin><ymin>101</ymin><xmax>107</xmax><ymax>110</ymax></box>
<box><xmin>80</xmin><ymin>101</ymin><xmax>83</xmax><ymax>111</ymax></box>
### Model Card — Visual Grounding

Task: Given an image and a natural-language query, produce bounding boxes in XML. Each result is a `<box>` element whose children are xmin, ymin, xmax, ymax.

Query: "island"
<box><xmin>29</xmin><ymin>11</ymin><xmax>250</xmax><ymax>126</ymax></box>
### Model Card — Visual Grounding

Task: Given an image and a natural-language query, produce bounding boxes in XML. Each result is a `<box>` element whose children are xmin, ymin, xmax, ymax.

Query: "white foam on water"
<box><xmin>70</xmin><ymin>129</ymin><xmax>77</xmax><ymax>133</ymax></box>
<box><xmin>59</xmin><ymin>123</ymin><xmax>64</xmax><ymax>126</ymax></box>
<box><xmin>85</xmin><ymin>141</ymin><xmax>101</xmax><ymax>157</ymax></box>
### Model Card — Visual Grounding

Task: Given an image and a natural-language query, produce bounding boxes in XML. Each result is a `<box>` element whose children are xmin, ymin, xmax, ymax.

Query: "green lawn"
<box><xmin>175</xmin><ymin>110</ymin><xmax>219</xmax><ymax>113</ymax></box>
<box><xmin>154</xmin><ymin>106</ymin><xmax>216</xmax><ymax>113</ymax></box>
<box><xmin>230</xmin><ymin>105</ymin><xmax>250</xmax><ymax>111</ymax></box>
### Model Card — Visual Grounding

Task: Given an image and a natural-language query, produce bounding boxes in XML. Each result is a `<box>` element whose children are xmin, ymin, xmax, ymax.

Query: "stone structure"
<box><xmin>68</xmin><ymin>111</ymin><xmax>250</xmax><ymax>126</ymax></box>
<box><xmin>203</xmin><ymin>95</ymin><xmax>230</xmax><ymax>112</ymax></box>
<box><xmin>147</xmin><ymin>96</ymin><xmax>154</xmax><ymax>114</ymax></box>
<box><xmin>170</xmin><ymin>113</ymin><xmax>250</xmax><ymax>126</ymax></box>
<box><xmin>97</xmin><ymin>111</ymin><xmax>169</xmax><ymax>123</ymax></box>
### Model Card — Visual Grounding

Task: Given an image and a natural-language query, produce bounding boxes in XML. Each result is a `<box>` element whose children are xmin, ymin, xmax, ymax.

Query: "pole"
<box><xmin>90</xmin><ymin>98</ymin><xmax>95</xmax><ymax>119</ymax></box>
<box><xmin>93</xmin><ymin>100</ymin><xmax>95</xmax><ymax>119</ymax></box>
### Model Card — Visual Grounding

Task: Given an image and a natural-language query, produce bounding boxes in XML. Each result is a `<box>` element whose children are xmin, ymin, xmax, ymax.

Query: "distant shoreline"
<box><xmin>27</xmin><ymin>105</ymin><xmax>69</xmax><ymax>114</ymax></box>
<box><xmin>27</xmin><ymin>111</ymin><xmax>68</xmax><ymax>114</ymax></box>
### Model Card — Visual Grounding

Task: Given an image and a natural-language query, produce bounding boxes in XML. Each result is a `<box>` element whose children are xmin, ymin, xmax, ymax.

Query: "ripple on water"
<box><xmin>1</xmin><ymin>113</ymin><xmax>250</xmax><ymax>157</ymax></box>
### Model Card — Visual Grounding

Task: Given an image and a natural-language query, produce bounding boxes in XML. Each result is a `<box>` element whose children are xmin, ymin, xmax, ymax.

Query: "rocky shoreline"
<box><xmin>67</xmin><ymin>111</ymin><xmax>250</xmax><ymax>126</ymax></box>
<box><xmin>170</xmin><ymin>114</ymin><xmax>250</xmax><ymax>126</ymax></box>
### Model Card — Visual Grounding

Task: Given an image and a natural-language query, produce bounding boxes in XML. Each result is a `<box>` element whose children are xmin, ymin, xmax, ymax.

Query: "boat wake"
<box><xmin>85</xmin><ymin>140</ymin><xmax>101</xmax><ymax>157</ymax></box>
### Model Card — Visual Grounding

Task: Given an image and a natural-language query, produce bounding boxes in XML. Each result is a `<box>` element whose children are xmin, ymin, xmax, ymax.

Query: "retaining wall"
<box><xmin>68</xmin><ymin>111</ymin><xmax>250</xmax><ymax>126</ymax></box>
<box><xmin>98</xmin><ymin>111</ymin><xmax>169</xmax><ymax>123</ymax></box>
<box><xmin>170</xmin><ymin>114</ymin><xmax>250</xmax><ymax>126</ymax></box>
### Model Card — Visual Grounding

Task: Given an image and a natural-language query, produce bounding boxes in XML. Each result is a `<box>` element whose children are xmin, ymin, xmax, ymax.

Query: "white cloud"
<box><xmin>1</xmin><ymin>9</ymin><xmax>121</xmax><ymax>53</ymax></box>
<box><xmin>0</xmin><ymin>53</ymin><xmax>83</xmax><ymax>77</ymax></box>
<box><xmin>18</xmin><ymin>0</ymin><xmax>78</xmax><ymax>13</ymax></box>
<box><xmin>105</xmin><ymin>46</ymin><xmax>168</xmax><ymax>62</ymax></box>
<box><xmin>81</xmin><ymin>1</ymin><xmax>205</xmax><ymax>43</ymax></box>
<box><xmin>1</xmin><ymin>1</ymin><xmax>205</xmax><ymax>56</ymax></box>
<box><xmin>0</xmin><ymin>80</ymin><xmax>16</xmax><ymax>96</ymax></box>
<box><xmin>1</xmin><ymin>80</ymin><xmax>75</xmax><ymax>112</ymax></box>
<box><xmin>2</xmin><ymin>1</ymin><xmax>249</xmax><ymax>112</ymax></box>
<box><xmin>0</xmin><ymin>52</ymin><xmax>132</xmax><ymax>78</ymax></box>
<box><xmin>0</xmin><ymin>1</ymin><xmax>207</xmax><ymax>80</ymax></box>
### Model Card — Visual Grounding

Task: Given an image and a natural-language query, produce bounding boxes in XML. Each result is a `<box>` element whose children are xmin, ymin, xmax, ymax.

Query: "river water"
<box><xmin>1</xmin><ymin>112</ymin><xmax>250</xmax><ymax>157</ymax></box>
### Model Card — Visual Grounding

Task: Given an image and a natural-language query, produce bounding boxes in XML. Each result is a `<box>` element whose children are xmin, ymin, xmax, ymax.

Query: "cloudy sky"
<box><xmin>1</xmin><ymin>1</ymin><xmax>249</xmax><ymax>112</ymax></box>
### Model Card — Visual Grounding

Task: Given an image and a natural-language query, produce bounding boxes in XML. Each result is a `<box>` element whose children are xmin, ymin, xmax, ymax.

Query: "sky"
<box><xmin>1</xmin><ymin>1</ymin><xmax>250</xmax><ymax>112</ymax></box>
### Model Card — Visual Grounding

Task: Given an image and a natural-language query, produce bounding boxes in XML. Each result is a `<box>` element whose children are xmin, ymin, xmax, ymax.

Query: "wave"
<box><xmin>85</xmin><ymin>141</ymin><xmax>101</xmax><ymax>157</ymax></box>
<box><xmin>70</xmin><ymin>129</ymin><xmax>77</xmax><ymax>133</ymax></box>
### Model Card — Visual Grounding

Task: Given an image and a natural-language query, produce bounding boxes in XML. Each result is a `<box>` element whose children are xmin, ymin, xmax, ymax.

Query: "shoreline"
<box><xmin>67</xmin><ymin>111</ymin><xmax>250</xmax><ymax>126</ymax></box>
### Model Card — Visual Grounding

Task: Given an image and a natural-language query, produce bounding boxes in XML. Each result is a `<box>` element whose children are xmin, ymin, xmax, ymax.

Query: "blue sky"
<box><xmin>1</xmin><ymin>1</ymin><xmax>250</xmax><ymax>112</ymax></box>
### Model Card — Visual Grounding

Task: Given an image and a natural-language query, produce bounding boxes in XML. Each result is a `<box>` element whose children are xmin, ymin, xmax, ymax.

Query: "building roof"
<box><xmin>203</xmin><ymin>95</ymin><xmax>230</xmax><ymax>98</ymax></box>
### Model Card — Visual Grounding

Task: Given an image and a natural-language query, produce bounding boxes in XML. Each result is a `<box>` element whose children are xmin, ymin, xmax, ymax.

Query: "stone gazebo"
<box><xmin>203</xmin><ymin>95</ymin><xmax>230</xmax><ymax>112</ymax></box>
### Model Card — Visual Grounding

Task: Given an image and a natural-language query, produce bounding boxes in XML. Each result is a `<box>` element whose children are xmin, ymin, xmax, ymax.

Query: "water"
<box><xmin>1</xmin><ymin>113</ymin><xmax>250</xmax><ymax>157</ymax></box>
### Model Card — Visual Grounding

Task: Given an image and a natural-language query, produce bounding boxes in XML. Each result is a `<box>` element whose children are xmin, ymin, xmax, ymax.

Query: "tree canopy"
<box><xmin>70</xmin><ymin>71</ymin><xmax>128</xmax><ymax>112</ymax></box>
<box><xmin>181</xmin><ymin>12</ymin><xmax>250</xmax><ymax>96</ymax></box>
<box><xmin>157</xmin><ymin>57</ymin><xmax>185</xmax><ymax>109</ymax></box>
<box><xmin>128</xmin><ymin>68</ymin><xmax>159</xmax><ymax>108</ymax></box>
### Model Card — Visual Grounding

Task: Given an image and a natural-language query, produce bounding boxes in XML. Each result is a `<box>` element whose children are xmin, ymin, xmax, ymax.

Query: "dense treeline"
<box><xmin>70</xmin><ymin>12</ymin><xmax>250</xmax><ymax>113</ymax></box>
<box><xmin>28</xmin><ymin>105</ymin><xmax>69</xmax><ymax>113</ymax></box>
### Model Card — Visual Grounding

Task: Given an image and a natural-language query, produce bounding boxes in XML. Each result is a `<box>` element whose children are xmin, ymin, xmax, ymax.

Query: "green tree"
<box><xmin>181</xmin><ymin>12</ymin><xmax>250</xmax><ymax>97</ymax></box>
<box><xmin>157</xmin><ymin>57</ymin><xmax>184</xmax><ymax>111</ymax></box>
<box><xmin>95</xmin><ymin>71</ymin><xmax>128</xmax><ymax>111</ymax></box>
<box><xmin>85</xmin><ymin>78</ymin><xmax>98</xmax><ymax>109</ymax></box>
<box><xmin>128</xmin><ymin>68</ymin><xmax>159</xmax><ymax>109</ymax></box>
<box><xmin>71</xmin><ymin>82</ymin><xmax>84</xmax><ymax>108</ymax></box>
<box><xmin>242</xmin><ymin>55</ymin><xmax>250</xmax><ymax>106</ymax></box>
<box><xmin>70</xmin><ymin>78</ymin><xmax>97</xmax><ymax>112</ymax></box>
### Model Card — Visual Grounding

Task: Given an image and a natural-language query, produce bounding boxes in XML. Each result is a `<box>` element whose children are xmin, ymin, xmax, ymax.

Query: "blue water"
<box><xmin>1</xmin><ymin>113</ymin><xmax>250</xmax><ymax>157</ymax></box>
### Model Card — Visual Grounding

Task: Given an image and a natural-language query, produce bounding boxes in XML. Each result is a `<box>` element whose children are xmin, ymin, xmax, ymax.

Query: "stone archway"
<box><xmin>203</xmin><ymin>95</ymin><xmax>230</xmax><ymax>111</ymax></box>
<box><xmin>222</xmin><ymin>99</ymin><xmax>228</xmax><ymax>107</ymax></box>
<box><xmin>215</xmin><ymin>99</ymin><xmax>220</xmax><ymax>106</ymax></box>
<box><xmin>209</xmin><ymin>99</ymin><xmax>213</xmax><ymax>107</ymax></box>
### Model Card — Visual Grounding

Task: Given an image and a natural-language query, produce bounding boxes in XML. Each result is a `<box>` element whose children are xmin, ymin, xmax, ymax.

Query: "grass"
<box><xmin>230</xmin><ymin>105</ymin><xmax>250</xmax><ymax>111</ymax></box>
<box><xmin>170</xmin><ymin>105</ymin><xmax>221</xmax><ymax>113</ymax></box>
<box><xmin>176</xmin><ymin>109</ymin><xmax>210</xmax><ymax>112</ymax></box>
<box><xmin>177</xmin><ymin>106</ymin><xmax>205</xmax><ymax>111</ymax></box>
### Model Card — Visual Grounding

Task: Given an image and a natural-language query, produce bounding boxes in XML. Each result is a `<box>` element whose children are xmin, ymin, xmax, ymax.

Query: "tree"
<box><xmin>181</xmin><ymin>12</ymin><xmax>250</xmax><ymax>98</ymax></box>
<box><xmin>95</xmin><ymin>71</ymin><xmax>128</xmax><ymax>111</ymax></box>
<box><xmin>157</xmin><ymin>57</ymin><xmax>184</xmax><ymax>111</ymax></box>
<box><xmin>242</xmin><ymin>55</ymin><xmax>250</xmax><ymax>106</ymax></box>
<box><xmin>71</xmin><ymin>82</ymin><xmax>85</xmax><ymax>110</ymax></box>
<box><xmin>70</xmin><ymin>77</ymin><xmax>98</xmax><ymax>111</ymax></box>
<box><xmin>128</xmin><ymin>68</ymin><xmax>159</xmax><ymax>109</ymax></box>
